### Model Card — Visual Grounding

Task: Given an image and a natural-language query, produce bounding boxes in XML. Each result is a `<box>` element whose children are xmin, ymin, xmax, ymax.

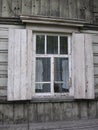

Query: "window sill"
<box><xmin>31</xmin><ymin>95</ymin><xmax>74</xmax><ymax>103</ymax></box>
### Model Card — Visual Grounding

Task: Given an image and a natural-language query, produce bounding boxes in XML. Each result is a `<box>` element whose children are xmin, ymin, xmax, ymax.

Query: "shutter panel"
<box><xmin>72</xmin><ymin>33</ymin><xmax>94</xmax><ymax>99</ymax></box>
<box><xmin>8</xmin><ymin>29</ymin><xmax>32</xmax><ymax>101</ymax></box>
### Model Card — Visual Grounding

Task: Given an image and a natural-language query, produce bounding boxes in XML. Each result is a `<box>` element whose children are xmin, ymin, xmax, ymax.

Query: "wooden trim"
<box><xmin>0</xmin><ymin>17</ymin><xmax>22</xmax><ymax>25</ymax></box>
<box><xmin>20</xmin><ymin>15</ymin><xmax>86</xmax><ymax>27</ymax></box>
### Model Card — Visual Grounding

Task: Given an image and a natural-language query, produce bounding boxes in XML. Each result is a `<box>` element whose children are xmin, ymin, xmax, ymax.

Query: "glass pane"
<box><xmin>54</xmin><ymin>83</ymin><xmax>69</xmax><ymax>93</ymax></box>
<box><xmin>54</xmin><ymin>58</ymin><xmax>69</xmax><ymax>92</ymax></box>
<box><xmin>36</xmin><ymin>58</ymin><xmax>50</xmax><ymax>82</ymax></box>
<box><xmin>35</xmin><ymin>83</ymin><xmax>50</xmax><ymax>93</ymax></box>
<box><xmin>47</xmin><ymin>36</ymin><xmax>58</xmax><ymax>54</ymax></box>
<box><xmin>36</xmin><ymin>35</ymin><xmax>45</xmax><ymax>54</ymax></box>
<box><xmin>60</xmin><ymin>36</ymin><xmax>68</xmax><ymax>54</ymax></box>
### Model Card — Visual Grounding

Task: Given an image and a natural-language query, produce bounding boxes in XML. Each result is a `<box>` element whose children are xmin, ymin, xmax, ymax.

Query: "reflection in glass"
<box><xmin>36</xmin><ymin>35</ymin><xmax>45</xmax><ymax>54</ymax></box>
<box><xmin>47</xmin><ymin>36</ymin><xmax>58</xmax><ymax>54</ymax></box>
<box><xmin>60</xmin><ymin>36</ymin><xmax>68</xmax><ymax>54</ymax></box>
<box><xmin>35</xmin><ymin>83</ymin><xmax>50</xmax><ymax>93</ymax></box>
<box><xmin>36</xmin><ymin>58</ymin><xmax>50</xmax><ymax>82</ymax></box>
<box><xmin>54</xmin><ymin>58</ymin><xmax>69</xmax><ymax>92</ymax></box>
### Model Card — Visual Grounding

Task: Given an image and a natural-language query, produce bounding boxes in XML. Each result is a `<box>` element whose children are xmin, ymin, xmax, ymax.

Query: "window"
<box><xmin>33</xmin><ymin>34</ymin><xmax>71</xmax><ymax>95</ymax></box>
<box><xmin>8</xmin><ymin>29</ymin><xmax>94</xmax><ymax>100</ymax></box>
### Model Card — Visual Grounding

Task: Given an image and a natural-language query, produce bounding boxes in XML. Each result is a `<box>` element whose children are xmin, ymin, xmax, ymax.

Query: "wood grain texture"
<box><xmin>72</xmin><ymin>33</ymin><xmax>94</xmax><ymax>99</ymax></box>
<box><xmin>22</xmin><ymin>0</ymin><xmax>32</xmax><ymax>15</ymax></box>
<box><xmin>2</xmin><ymin>0</ymin><xmax>12</xmax><ymax>17</ymax></box>
<box><xmin>72</xmin><ymin>34</ymin><xmax>86</xmax><ymax>99</ymax></box>
<box><xmin>85</xmin><ymin>34</ymin><xmax>94</xmax><ymax>99</ymax></box>
<box><xmin>8</xmin><ymin>29</ymin><xmax>32</xmax><ymax>101</ymax></box>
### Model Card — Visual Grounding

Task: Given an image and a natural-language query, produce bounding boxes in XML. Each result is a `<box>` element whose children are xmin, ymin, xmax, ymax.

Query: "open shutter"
<box><xmin>72</xmin><ymin>33</ymin><xmax>94</xmax><ymax>99</ymax></box>
<box><xmin>8</xmin><ymin>29</ymin><xmax>32</xmax><ymax>101</ymax></box>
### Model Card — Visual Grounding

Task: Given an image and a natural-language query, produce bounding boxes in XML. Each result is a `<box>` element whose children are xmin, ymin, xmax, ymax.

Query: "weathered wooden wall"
<box><xmin>0</xmin><ymin>100</ymin><xmax>97</xmax><ymax>124</ymax></box>
<box><xmin>0</xmin><ymin>0</ymin><xmax>93</xmax><ymax>23</ymax></box>
<box><xmin>93</xmin><ymin>35</ymin><xmax>98</xmax><ymax>95</ymax></box>
<box><xmin>93</xmin><ymin>0</ymin><xmax>98</xmax><ymax>23</ymax></box>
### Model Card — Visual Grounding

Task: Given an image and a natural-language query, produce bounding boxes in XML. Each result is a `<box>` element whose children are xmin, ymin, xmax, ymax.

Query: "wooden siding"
<box><xmin>0</xmin><ymin>28</ymin><xmax>8</xmax><ymax>96</ymax></box>
<box><xmin>93</xmin><ymin>35</ymin><xmax>98</xmax><ymax>95</ymax></box>
<box><xmin>0</xmin><ymin>25</ymin><xmax>24</xmax><ymax>97</ymax></box>
<box><xmin>0</xmin><ymin>100</ymin><xmax>96</xmax><ymax>123</ymax></box>
<box><xmin>94</xmin><ymin>0</ymin><xmax>98</xmax><ymax>23</ymax></box>
<box><xmin>0</xmin><ymin>0</ymin><xmax>93</xmax><ymax>23</ymax></box>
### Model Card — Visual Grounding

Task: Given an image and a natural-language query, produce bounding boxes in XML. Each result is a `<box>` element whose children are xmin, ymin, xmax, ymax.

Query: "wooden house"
<box><xmin>0</xmin><ymin>0</ymin><xmax>98</xmax><ymax>128</ymax></box>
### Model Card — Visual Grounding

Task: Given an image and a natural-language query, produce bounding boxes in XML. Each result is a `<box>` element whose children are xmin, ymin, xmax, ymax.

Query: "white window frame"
<box><xmin>32</xmin><ymin>33</ymin><xmax>72</xmax><ymax>96</ymax></box>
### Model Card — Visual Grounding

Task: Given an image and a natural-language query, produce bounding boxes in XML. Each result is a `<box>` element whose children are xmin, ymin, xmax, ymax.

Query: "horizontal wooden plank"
<box><xmin>0</xmin><ymin>89</ymin><xmax>7</xmax><ymax>96</ymax></box>
<box><xmin>93</xmin><ymin>56</ymin><xmax>98</xmax><ymax>64</ymax></box>
<box><xmin>0</xmin><ymin>53</ymin><xmax>8</xmax><ymax>62</ymax></box>
<box><xmin>0</xmin><ymin>78</ymin><xmax>7</xmax><ymax>86</ymax></box>
<box><xmin>0</xmin><ymin>71</ymin><xmax>7</xmax><ymax>75</ymax></box>
<box><xmin>93</xmin><ymin>44</ymin><xmax>98</xmax><ymax>54</ymax></box>
<box><xmin>0</xmin><ymin>64</ymin><xmax>7</xmax><ymax>71</ymax></box>
<box><xmin>0</xmin><ymin>38</ymin><xmax>8</xmax><ymax>50</ymax></box>
<box><xmin>94</xmin><ymin>66</ymin><xmax>98</xmax><ymax>75</ymax></box>
<box><xmin>0</xmin><ymin>29</ymin><xmax>8</xmax><ymax>38</ymax></box>
<box><xmin>93</xmin><ymin>35</ymin><xmax>98</xmax><ymax>43</ymax></box>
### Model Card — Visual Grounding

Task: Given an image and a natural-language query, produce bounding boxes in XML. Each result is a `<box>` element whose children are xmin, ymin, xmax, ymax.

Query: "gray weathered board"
<box><xmin>0</xmin><ymin>0</ymin><xmax>93</xmax><ymax>22</ymax></box>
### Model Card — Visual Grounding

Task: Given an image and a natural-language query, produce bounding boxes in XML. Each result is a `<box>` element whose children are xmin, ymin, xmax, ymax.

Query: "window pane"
<box><xmin>47</xmin><ymin>36</ymin><xmax>58</xmax><ymax>54</ymax></box>
<box><xmin>36</xmin><ymin>58</ymin><xmax>50</xmax><ymax>82</ymax></box>
<box><xmin>54</xmin><ymin>83</ymin><xmax>69</xmax><ymax>93</ymax></box>
<box><xmin>60</xmin><ymin>36</ymin><xmax>68</xmax><ymax>54</ymax></box>
<box><xmin>35</xmin><ymin>83</ymin><xmax>50</xmax><ymax>93</ymax></box>
<box><xmin>54</xmin><ymin>58</ymin><xmax>69</xmax><ymax>92</ymax></box>
<box><xmin>36</xmin><ymin>35</ymin><xmax>45</xmax><ymax>54</ymax></box>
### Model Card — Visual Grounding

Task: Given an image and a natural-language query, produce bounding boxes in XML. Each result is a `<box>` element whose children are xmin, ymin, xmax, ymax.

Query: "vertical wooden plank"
<box><xmin>8</xmin><ymin>29</ymin><xmax>14</xmax><ymax>100</ymax></box>
<box><xmin>52</xmin><ymin>103</ymin><xmax>62</xmax><ymax>121</ymax></box>
<box><xmin>12</xmin><ymin>0</ymin><xmax>22</xmax><ymax>16</ymax></box>
<box><xmin>14</xmin><ymin>30</ymin><xmax>21</xmax><ymax>100</ymax></box>
<box><xmin>0</xmin><ymin>0</ymin><xmax>2</xmax><ymax>16</ymax></box>
<box><xmin>37</xmin><ymin>103</ymin><xmax>45</xmax><ymax>122</ymax></box>
<box><xmin>77</xmin><ymin>0</ymin><xmax>85</xmax><ymax>20</ymax></box>
<box><xmin>40</xmin><ymin>0</ymin><xmax>50</xmax><ymax>16</ymax></box>
<box><xmin>68</xmin><ymin>0</ymin><xmax>78</xmax><ymax>19</ymax></box>
<box><xmin>85</xmin><ymin>34</ymin><xmax>94</xmax><ymax>99</ymax></box>
<box><xmin>88</xmin><ymin>101</ymin><xmax>96</xmax><ymax>118</ymax></box>
<box><xmin>59</xmin><ymin>0</ymin><xmax>68</xmax><ymax>19</ymax></box>
<box><xmin>20</xmin><ymin>30</ymin><xmax>27</xmax><ymax>100</ymax></box>
<box><xmin>27</xmin><ymin>30</ymin><xmax>32</xmax><ymax>99</ymax></box>
<box><xmin>8</xmin><ymin>29</ymin><xmax>32</xmax><ymax>101</ymax></box>
<box><xmin>0</xmin><ymin>104</ymin><xmax>3</xmax><ymax>123</ymax></box>
<box><xmin>29</xmin><ymin>103</ymin><xmax>37</xmax><ymax>122</ymax></box>
<box><xmin>44</xmin><ymin>103</ymin><xmax>52</xmax><ymax>121</ymax></box>
<box><xmin>72</xmin><ymin>102</ymin><xmax>79</xmax><ymax>120</ymax></box>
<box><xmin>80</xmin><ymin>102</ymin><xmax>88</xmax><ymax>119</ymax></box>
<box><xmin>3</xmin><ymin>104</ymin><xmax>14</xmax><ymax>123</ymax></box>
<box><xmin>62</xmin><ymin>103</ymin><xmax>72</xmax><ymax>120</ymax></box>
<box><xmin>22</xmin><ymin>0</ymin><xmax>32</xmax><ymax>15</ymax></box>
<box><xmin>50</xmin><ymin>0</ymin><xmax>59</xmax><ymax>17</ymax></box>
<box><xmin>32</xmin><ymin>0</ymin><xmax>40</xmax><ymax>15</ymax></box>
<box><xmin>2</xmin><ymin>0</ymin><xmax>12</xmax><ymax>17</ymax></box>
<box><xmin>72</xmin><ymin>34</ymin><xmax>86</xmax><ymax>99</ymax></box>
<box><xmin>14</xmin><ymin>104</ymin><xmax>24</xmax><ymax>123</ymax></box>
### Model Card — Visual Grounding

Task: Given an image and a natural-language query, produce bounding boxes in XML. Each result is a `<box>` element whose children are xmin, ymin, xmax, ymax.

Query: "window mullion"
<box><xmin>68</xmin><ymin>36</ymin><xmax>72</xmax><ymax>89</ymax></box>
<box><xmin>58</xmin><ymin>36</ymin><xmax>60</xmax><ymax>54</ymax></box>
<box><xmin>51</xmin><ymin>57</ymin><xmax>54</xmax><ymax>94</ymax></box>
<box><xmin>45</xmin><ymin>35</ymin><xmax>47</xmax><ymax>54</ymax></box>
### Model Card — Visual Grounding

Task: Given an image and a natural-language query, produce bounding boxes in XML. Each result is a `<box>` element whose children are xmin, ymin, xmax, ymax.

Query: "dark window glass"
<box><xmin>36</xmin><ymin>58</ymin><xmax>50</xmax><ymax>82</ymax></box>
<box><xmin>36</xmin><ymin>35</ymin><xmax>45</xmax><ymax>54</ymax></box>
<box><xmin>35</xmin><ymin>83</ymin><xmax>50</xmax><ymax>93</ymax></box>
<box><xmin>60</xmin><ymin>36</ymin><xmax>68</xmax><ymax>54</ymax></box>
<box><xmin>47</xmin><ymin>36</ymin><xmax>58</xmax><ymax>54</ymax></box>
<box><xmin>54</xmin><ymin>58</ymin><xmax>69</xmax><ymax>92</ymax></box>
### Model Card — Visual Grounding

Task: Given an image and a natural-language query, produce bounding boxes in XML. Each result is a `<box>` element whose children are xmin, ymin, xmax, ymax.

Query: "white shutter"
<box><xmin>72</xmin><ymin>33</ymin><xmax>94</xmax><ymax>99</ymax></box>
<box><xmin>8</xmin><ymin>29</ymin><xmax>32</xmax><ymax>101</ymax></box>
